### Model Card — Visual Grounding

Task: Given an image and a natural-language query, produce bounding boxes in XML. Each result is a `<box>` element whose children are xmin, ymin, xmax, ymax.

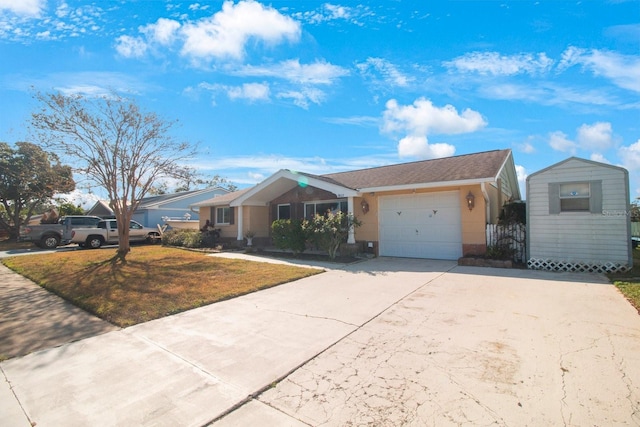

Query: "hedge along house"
<box><xmin>526</xmin><ymin>157</ymin><xmax>632</xmax><ymax>273</ymax></box>
<box><xmin>192</xmin><ymin>149</ymin><xmax>521</xmax><ymax>260</ymax></box>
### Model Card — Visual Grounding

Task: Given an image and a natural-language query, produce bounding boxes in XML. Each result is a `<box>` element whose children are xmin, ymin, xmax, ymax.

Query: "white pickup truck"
<box><xmin>71</xmin><ymin>219</ymin><xmax>161</xmax><ymax>249</ymax></box>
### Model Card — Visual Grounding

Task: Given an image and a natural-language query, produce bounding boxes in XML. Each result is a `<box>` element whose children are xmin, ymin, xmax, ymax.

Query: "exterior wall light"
<box><xmin>361</xmin><ymin>199</ymin><xmax>370</xmax><ymax>214</ymax></box>
<box><xmin>466</xmin><ymin>191</ymin><xmax>475</xmax><ymax>211</ymax></box>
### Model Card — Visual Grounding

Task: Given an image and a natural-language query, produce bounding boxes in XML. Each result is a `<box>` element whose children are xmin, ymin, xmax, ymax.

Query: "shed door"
<box><xmin>379</xmin><ymin>191</ymin><xmax>462</xmax><ymax>260</ymax></box>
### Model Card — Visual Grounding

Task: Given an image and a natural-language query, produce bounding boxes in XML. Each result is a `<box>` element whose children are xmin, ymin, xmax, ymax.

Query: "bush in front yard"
<box><xmin>306</xmin><ymin>212</ymin><xmax>361</xmax><ymax>259</ymax></box>
<box><xmin>271</xmin><ymin>219</ymin><xmax>308</xmax><ymax>254</ymax></box>
<box><xmin>162</xmin><ymin>230</ymin><xmax>203</xmax><ymax>248</ymax></box>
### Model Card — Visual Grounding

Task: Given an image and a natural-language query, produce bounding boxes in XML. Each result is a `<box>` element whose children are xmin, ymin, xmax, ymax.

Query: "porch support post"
<box><xmin>347</xmin><ymin>197</ymin><xmax>356</xmax><ymax>244</ymax></box>
<box><xmin>236</xmin><ymin>205</ymin><xmax>244</xmax><ymax>241</ymax></box>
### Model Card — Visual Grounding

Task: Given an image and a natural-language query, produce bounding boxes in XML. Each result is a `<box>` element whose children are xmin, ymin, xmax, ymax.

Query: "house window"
<box><xmin>305</xmin><ymin>200</ymin><xmax>348</xmax><ymax>218</ymax></box>
<box><xmin>559</xmin><ymin>182</ymin><xmax>590</xmax><ymax>212</ymax></box>
<box><xmin>278</xmin><ymin>204</ymin><xmax>291</xmax><ymax>220</ymax></box>
<box><xmin>216</xmin><ymin>207</ymin><xmax>231</xmax><ymax>224</ymax></box>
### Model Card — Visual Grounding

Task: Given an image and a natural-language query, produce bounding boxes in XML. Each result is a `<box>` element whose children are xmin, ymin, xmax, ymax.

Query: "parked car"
<box><xmin>71</xmin><ymin>219</ymin><xmax>161</xmax><ymax>249</ymax></box>
<box><xmin>18</xmin><ymin>215</ymin><xmax>102</xmax><ymax>249</ymax></box>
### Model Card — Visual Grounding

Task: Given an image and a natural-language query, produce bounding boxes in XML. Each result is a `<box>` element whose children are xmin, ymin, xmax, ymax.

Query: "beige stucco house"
<box><xmin>192</xmin><ymin>149</ymin><xmax>521</xmax><ymax>260</ymax></box>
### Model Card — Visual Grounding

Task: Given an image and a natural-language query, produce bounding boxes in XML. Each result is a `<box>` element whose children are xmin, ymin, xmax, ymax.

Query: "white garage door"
<box><xmin>379</xmin><ymin>191</ymin><xmax>462</xmax><ymax>260</ymax></box>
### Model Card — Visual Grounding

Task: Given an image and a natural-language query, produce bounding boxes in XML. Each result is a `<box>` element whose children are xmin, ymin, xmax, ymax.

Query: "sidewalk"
<box><xmin>0</xmin><ymin>263</ymin><xmax>118</xmax><ymax>427</ymax></box>
<box><xmin>0</xmin><ymin>264</ymin><xmax>118</xmax><ymax>360</ymax></box>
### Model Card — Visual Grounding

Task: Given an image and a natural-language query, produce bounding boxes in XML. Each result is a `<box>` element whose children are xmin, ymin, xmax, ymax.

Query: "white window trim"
<box><xmin>304</xmin><ymin>199</ymin><xmax>348</xmax><ymax>217</ymax></box>
<box><xmin>216</xmin><ymin>207</ymin><xmax>231</xmax><ymax>225</ymax></box>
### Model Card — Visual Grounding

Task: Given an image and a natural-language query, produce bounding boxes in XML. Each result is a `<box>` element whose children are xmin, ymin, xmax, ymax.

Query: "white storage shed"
<box><xmin>526</xmin><ymin>157</ymin><xmax>632</xmax><ymax>273</ymax></box>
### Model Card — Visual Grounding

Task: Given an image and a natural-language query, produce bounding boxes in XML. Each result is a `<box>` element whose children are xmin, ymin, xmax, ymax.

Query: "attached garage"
<box><xmin>379</xmin><ymin>191</ymin><xmax>462</xmax><ymax>260</ymax></box>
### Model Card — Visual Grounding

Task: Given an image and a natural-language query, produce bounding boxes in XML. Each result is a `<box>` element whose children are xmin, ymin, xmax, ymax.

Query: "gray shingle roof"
<box><xmin>321</xmin><ymin>149</ymin><xmax>511</xmax><ymax>190</ymax></box>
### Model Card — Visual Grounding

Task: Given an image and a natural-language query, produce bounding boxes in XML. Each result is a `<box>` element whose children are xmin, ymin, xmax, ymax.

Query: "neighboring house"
<box><xmin>86</xmin><ymin>187</ymin><xmax>229</xmax><ymax>229</ymax></box>
<box><xmin>526</xmin><ymin>157</ymin><xmax>632</xmax><ymax>273</ymax></box>
<box><xmin>192</xmin><ymin>149</ymin><xmax>520</xmax><ymax>260</ymax></box>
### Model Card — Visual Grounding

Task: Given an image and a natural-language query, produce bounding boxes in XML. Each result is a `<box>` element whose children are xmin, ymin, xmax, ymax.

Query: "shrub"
<box><xmin>161</xmin><ymin>230</ymin><xmax>202</xmax><ymax>248</ymax></box>
<box><xmin>271</xmin><ymin>219</ymin><xmax>308</xmax><ymax>254</ymax></box>
<box><xmin>306</xmin><ymin>211</ymin><xmax>361</xmax><ymax>259</ymax></box>
<box><xmin>485</xmin><ymin>244</ymin><xmax>514</xmax><ymax>260</ymax></box>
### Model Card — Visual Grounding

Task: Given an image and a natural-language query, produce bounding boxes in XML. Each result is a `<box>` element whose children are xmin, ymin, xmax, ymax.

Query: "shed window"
<box><xmin>216</xmin><ymin>207</ymin><xmax>231</xmax><ymax>224</ymax></box>
<box><xmin>277</xmin><ymin>204</ymin><xmax>291</xmax><ymax>220</ymax></box>
<box><xmin>559</xmin><ymin>182</ymin><xmax>590</xmax><ymax>212</ymax></box>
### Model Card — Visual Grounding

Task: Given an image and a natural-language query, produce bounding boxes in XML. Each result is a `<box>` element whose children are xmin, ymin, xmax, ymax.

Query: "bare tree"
<box><xmin>31</xmin><ymin>92</ymin><xmax>196</xmax><ymax>261</ymax></box>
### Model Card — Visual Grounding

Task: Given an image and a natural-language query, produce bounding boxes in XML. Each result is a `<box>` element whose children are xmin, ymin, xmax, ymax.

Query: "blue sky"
<box><xmin>1</xmin><ymin>0</ymin><xmax>639</xmax><ymax>205</ymax></box>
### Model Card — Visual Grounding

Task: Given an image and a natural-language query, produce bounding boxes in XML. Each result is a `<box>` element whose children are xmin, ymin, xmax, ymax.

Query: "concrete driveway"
<box><xmin>1</xmin><ymin>255</ymin><xmax>639</xmax><ymax>426</ymax></box>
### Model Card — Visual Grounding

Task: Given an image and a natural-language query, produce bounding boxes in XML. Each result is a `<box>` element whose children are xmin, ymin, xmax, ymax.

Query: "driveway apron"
<box><xmin>248</xmin><ymin>266</ymin><xmax>640</xmax><ymax>426</ymax></box>
<box><xmin>1</xmin><ymin>257</ymin><xmax>639</xmax><ymax>426</ymax></box>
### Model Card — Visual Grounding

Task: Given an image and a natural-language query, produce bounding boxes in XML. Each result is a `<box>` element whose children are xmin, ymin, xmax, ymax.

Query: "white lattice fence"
<box><xmin>527</xmin><ymin>258</ymin><xmax>629</xmax><ymax>274</ymax></box>
<box><xmin>486</xmin><ymin>223</ymin><xmax>526</xmax><ymax>263</ymax></box>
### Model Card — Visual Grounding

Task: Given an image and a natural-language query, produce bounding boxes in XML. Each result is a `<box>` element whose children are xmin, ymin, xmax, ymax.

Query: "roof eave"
<box><xmin>359</xmin><ymin>177</ymin><xmax>496</xmax><ymax>194</ymax></box>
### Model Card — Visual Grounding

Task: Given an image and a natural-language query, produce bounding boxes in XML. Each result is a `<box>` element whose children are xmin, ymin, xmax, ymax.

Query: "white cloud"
<box><xmin>115</xmin><ymin>35</ymin><xmax>148</xmax><ymax>58</ymax></box>
<box><xmin>180</xmin><ymin>0</ymin><xmax>300</xmax><ymax>61</ymax></box>
<box><xmin>227</xmin><ymin>82</ymin><xmax>270</xmax><ymax>101</ymax></box>
<box><xmin>576</xmin><ymin>122</ymin><xmax>613</xmax><ymax>152</ymax></box>
<box><xmin>238</xmin><ymin>59</ymin><xmax>349</xmax><ymax>84</ymax></box>
<box><xmin>559</xmin><ymin>47</ymin><xmax>640</xmax><ymax>93</ymax></box>
<box><xmin>548</xmin><ymin>131</ymin><xmax>577</xmax><ymax>154</ymax></box>
<box><xmin>324</xmin><ymin>4</ymin><xmax>351</xmax><ymax>20</ymax></box>
<box><xmin>0</xmin><ymin>1</ymin><xmax>105</xmax><ymax>41</ymax></box>
<box><xmin>55</xmin><ymin>1</ymin><xmax>69</xmax><ymax>18</ymax></box>
<box><xmin>322</xmin><ymin>116</ymin><xmax>379</xmax><ymax>127</ymax></box>
<box><xmin>293</xmin><ymin>3</ymin><xmax>371</xmax><ymax>26</ymax></box>
<box><xmin>618</xmin><ymin>139</ymin><xmax>640</xmax><ymax>172</ymax></box>
<box><xmin>356</xmin><ymin>57</ymin><xmax>414</xmax><ymax>87</ymax></box>
<box><xmin>141</xmin><ymin>18</ymin><xmax>180</xmax><ymax>46</ymax></box>
<box><xmin>397</xmin><ymin>135</ymin><xmax>455</xmax><ymax>159</ymax></box>
<box><xmin>0</xmin><ymin>0</ymin><xmax>44</xmax><ymax>16</ymax></box>
<box><xmin>19</xmin><ymin>71</ymin><xmax>154</xmax><ymax>97</ymax></box>
<box><xmin>381</xmin><ymin>98</ymin><xmax>486</xmax><ymax>159</ymax></box>
<box><xmin>445</xmin><ymin>51</ymin><xmax>553</xmax><ymax>76</ymax></box>
<box><xmin>188</xmin><ymin>3</ymin><xmax>210</xmax><ymax>12</ymax></box>
<box><xmin>277</xmin><ymin>87</ymin><xmax>325</xmax><ymax>109</ymax></box>
<box><xmin>195</xmin><ymin>81</ymin><xmax>270</xmax><ymax>103</ymax></box>
<box><xmin>480</xmin><ymin>82</ymin><xmax>614</xmax><ymax>107</ymax></box>
<box><xmin>590</xmin><ymin>153</ymin><xmax>611</xmax><ymax>164</ymax></box>
<box><xmin>382</xmin><ymin>98</ymin><xmax>487</xmax><ymax>136</ymax></box>
<box><xmin>516</xmin><ymin>140</ymin><xmax>536</xmax><ymax>154</ymax></box>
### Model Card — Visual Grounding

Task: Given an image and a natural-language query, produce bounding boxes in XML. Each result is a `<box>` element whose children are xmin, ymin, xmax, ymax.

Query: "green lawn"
<box><xmin>608</xmin><ymin>248</ymin><xmax>640</xmax><ymax>315</ymax></box>
<box><xmin>3</xmin><ymin>246</ymin><xmax>322</xmax><ymax>327</ymax></box>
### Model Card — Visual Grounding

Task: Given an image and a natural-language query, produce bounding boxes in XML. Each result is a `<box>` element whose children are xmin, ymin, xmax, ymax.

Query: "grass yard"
<box><xmin>609</xmin><ymin>248</ymin><xmax>640</xmax><ymax>315</ymax></box>
<box><xmin>2</xmin><ymin>246</ymin><xmax>322</xmax><ymax>327</ymax></box>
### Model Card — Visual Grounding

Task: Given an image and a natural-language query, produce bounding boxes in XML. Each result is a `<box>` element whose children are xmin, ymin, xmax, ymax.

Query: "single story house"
<box><xmin>526</xmin><ymin>157</ymin><xmax>632</xmax><ymax>273</ymax></box>
<box><xmin>192</xmin><ymin>149</ymin><xmax>520</xmax><ymax>260</ymax></box>
<box><xmin>86</xmin><ymin>187</ymin><xmax>229</xmax><ymax>229</ymax></box>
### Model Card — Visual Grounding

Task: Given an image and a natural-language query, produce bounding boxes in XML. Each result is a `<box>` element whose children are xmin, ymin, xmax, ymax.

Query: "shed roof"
<box><xmin>527</xmin><ymin>156</ymin><xmax>629</xmax><ymax>181</ymax></box>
